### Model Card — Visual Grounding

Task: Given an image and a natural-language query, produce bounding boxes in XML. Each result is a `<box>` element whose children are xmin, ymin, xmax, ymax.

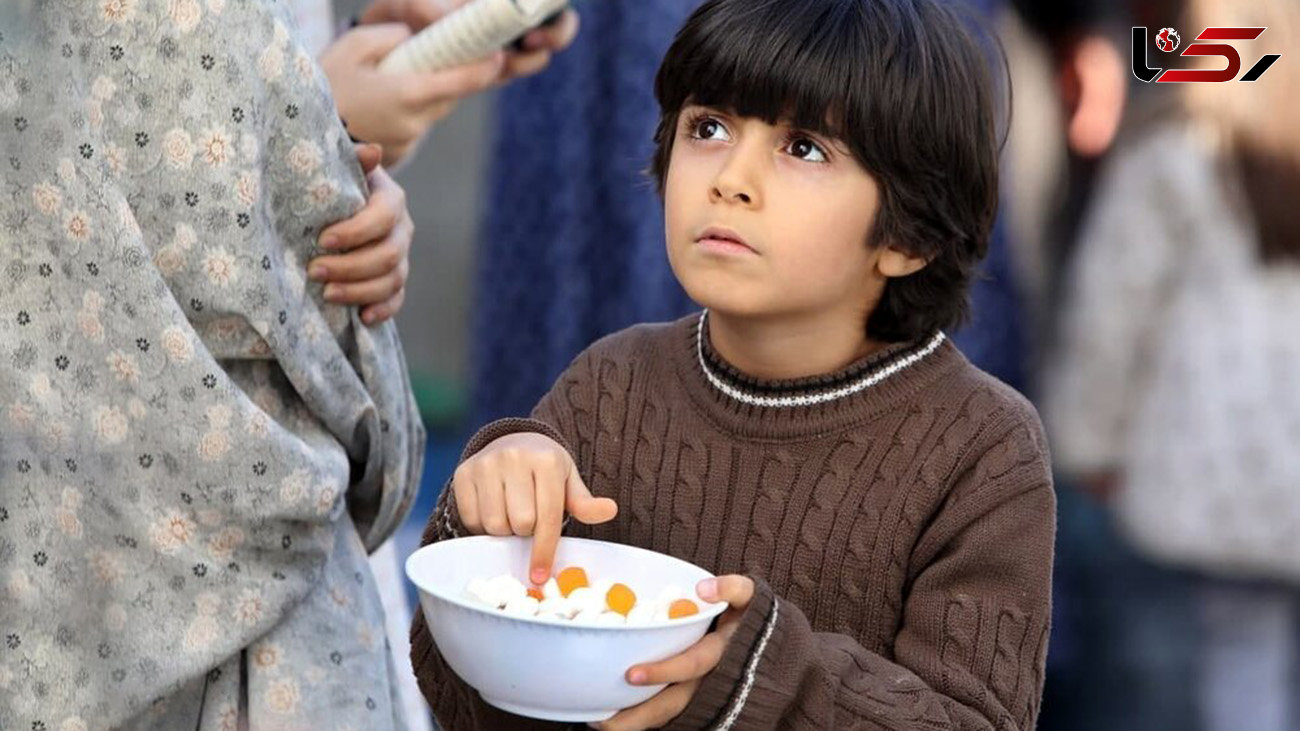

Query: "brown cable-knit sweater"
<box><xmin>410</xmin><ymin>313</ymin><xmax>1055</xmax><ymax>730</ymax></box>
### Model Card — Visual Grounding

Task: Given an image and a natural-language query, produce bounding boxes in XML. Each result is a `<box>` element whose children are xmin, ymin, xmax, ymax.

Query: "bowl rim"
<box><xmin>405</xmin><ymin>535</ymin><xmax>730</xmax><ymax>631</ymax></box>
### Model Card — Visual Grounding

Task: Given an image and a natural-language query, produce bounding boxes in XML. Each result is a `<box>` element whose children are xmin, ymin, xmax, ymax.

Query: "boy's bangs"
<box><xmin>656</xmin><ymin>0</ymin><xmax>868</xmax><ymax>142</ymax></box>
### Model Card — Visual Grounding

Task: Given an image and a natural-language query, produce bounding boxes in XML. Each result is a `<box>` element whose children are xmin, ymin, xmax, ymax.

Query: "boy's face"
<box><xmin>664</xmin><ymin>104</ymin><xmax>895</xmax><ymax>324</ymax></box>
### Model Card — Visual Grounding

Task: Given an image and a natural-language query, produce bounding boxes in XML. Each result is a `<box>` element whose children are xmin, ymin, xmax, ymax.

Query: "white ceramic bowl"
<box><xmin>405</xmin><ymin>535</ymin><xmax>727</xmax><ymax>722</ymax></box>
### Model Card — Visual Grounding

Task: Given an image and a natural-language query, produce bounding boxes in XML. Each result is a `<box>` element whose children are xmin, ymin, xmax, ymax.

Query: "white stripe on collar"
<box><xmin>695</xmin><ymin>310</ymin><xmax>946</xmax><ymax>409</ymax></box>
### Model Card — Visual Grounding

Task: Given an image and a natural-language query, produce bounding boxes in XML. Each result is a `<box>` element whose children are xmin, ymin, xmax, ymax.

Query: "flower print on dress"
<box><xmin>100</xmin><ymin>0</ymin><xmax>136</xmax><ymax>24</ymax></box>
<box><xmin>208</xmin><ymin>525</ymin><xmax>245</xmax><ymax>560</ymax></box>
<box><xmin>184</xmin><ymin>614</ymin><xmax>219</xmax><ymax>653</ymax></box>
<box><xmin>151</xmin><ymin>510</ymin><xmax>196</xmax><ymax>553</ymax></box>
<box><xmin>251</xmin><ymin>642</ymin><xmax>280</xmax><ymax>669</ymax></box>
<box><xmin>32</xmin><ymin>183</ymin><xmax>62</xmax><ymax>216</ymax></box>
<box><xmin>286</xmin><ymin>140</ymin><xmax>322</xmax><ymax>177</ymax></box>
<box><xmin>168</xmin><ymin>0</ymin><xmax>203</xmax><ymax>34</ymax></box>
<box><xmin>264</xmin><ymin>676</ymin><xmax>300</xmax><ymax>714</ymax></box>
<box><xmin>198</xmin><ymin>428</ymin><xmax>231</xmax><ymax>461</ymax></box>
<box><xmin>92</xmin><ymin>405</ymin><xmax>129</xmax><ymax>444</ymax></box>
<box><xmin>306</xmin><ymin>178</ymin><xmax>338</xmax><ymax>210</ymax></box>
<box><xmin>65</xmin><ymin>210</ymin><xmax>91</xmax><ymax>241</ymax></box>
<box><xmin>163</xmin><ymin>128</ymin><xmax>194</xmax><ymax>169</ymax></box>
<box><xmin>280</xmin><ymin>469</ymin><xmax>309</xmax><ymax>504</ymax></box>
<box><xmin>203</xmin><ymin>248</ymin><xmax>238</xmax><ymax>287</ymax></box>
<box><xmin>200</xmin><ymin>127</ymin><xmax>231</xmax><ymax>167</ymax></box>
<box><xmin>235</xmin><ymin>171</ymin><xmax>259</xmax><ymax>206</ymax></box>
<box><xmin>257</xmin><ymin>44</ymin><xmax>285</xmax><ymax>82</ymax></box>
<box><xmin>160</xmin><ymin>326</ymin><xmax>195</xmax><ymax>363</ymax></box>
<box><xmin>91</xmin><ymin>76</ymin><xmax>118</xmax><ymax>101</ymax></box>
<box><xmin>232</xmin><ymin>588</ymin><xmax>264</xmax><ymax>626</ymax></box>
<box><xmin>107</xmin><ymin>350</ymin><xmax>140</xmax><ymax>383</ymax></box>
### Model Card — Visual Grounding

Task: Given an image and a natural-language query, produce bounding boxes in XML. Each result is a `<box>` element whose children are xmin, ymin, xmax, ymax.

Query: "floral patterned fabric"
<box><xmin>0</xmin><ymin>1</ymin><xmax>426</xmax><ymax>729</ymax></box>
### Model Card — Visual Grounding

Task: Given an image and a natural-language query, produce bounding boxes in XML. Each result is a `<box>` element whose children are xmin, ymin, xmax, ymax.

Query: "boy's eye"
<box><xmin>787</xmin><ymin>137</ymin><xmax>828</xmax><ymax>163</ymax></box>
<box><xmin>690</xmin><ymin>116</ymin><xmax>731</xmax><ymax>142</ymax></box>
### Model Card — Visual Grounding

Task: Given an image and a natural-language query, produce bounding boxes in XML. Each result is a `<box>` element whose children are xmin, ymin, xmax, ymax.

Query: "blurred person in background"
<box><xmin>1045</xmin><ymin>0</ymin><xmax>1300</xmax><ymax>729</ymax></box>
<box><xmin>1002</xmin><ymin>2</ymin><xmax>1204</xmax><ymax>729</ymax></box>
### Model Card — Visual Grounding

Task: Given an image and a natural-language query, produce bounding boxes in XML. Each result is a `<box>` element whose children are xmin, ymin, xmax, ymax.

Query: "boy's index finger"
<box><xmin>529</xmin><ymin>461</ymin><xmax>566</xmax><ymax>584</ymax></box>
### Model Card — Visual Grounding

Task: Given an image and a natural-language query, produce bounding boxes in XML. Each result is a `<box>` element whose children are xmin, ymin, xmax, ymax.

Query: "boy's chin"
<box><xmin>680</xmin><ymin>284</ymin><xmax>777</xmax><ymax>320</ymax></box>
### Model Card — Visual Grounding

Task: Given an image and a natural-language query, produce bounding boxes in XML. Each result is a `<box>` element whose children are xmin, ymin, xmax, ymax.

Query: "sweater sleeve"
<box><xmin>664</xmin><ymin>415</ymin><xmax>1056</xmax><ymax>731</ymax></box>
<box><xmin>409</xmin><ymin>350</ymin><xmax>600</xmax><ymax>731</ymax></box>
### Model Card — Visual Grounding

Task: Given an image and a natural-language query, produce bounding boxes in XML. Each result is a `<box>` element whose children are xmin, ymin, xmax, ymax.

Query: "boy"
<box><xmin>412</xmin><ymin>0</ymin><xmax>1054</xmax><ymax>728</ymax></box>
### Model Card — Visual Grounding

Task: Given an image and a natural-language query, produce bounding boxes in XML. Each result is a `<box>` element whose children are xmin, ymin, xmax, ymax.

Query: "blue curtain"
<box><xmin>470</xmin><ymin>0</ymin><xmax>1023</xmax><ymax>430</ymax></box>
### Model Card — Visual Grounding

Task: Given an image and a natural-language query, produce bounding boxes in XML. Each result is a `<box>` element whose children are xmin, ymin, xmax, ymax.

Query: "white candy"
<box><xmin>541</xmin><ymin>577</ymin><xmax>562</xmax><ymax>601</ymax></box>
<box><xmin>590</xmin><ymin>580</ymin><xmax>614</xmax><ymax>605</ymax></box>
<box><xmin>571</xmin><ymin>607</ymin><xmax>605</xmax><ymax>624</ymax></box>
<box><xmin>594</xmin><ymin>611</ymin><xmax>627</xmax><ymax>626</ymax></box>
<box><xmin>465</xmin><ymin>577</ymin><xmax>491</xmax><ymax>603</ymax></box>
<box><xmin>565</xmin><ymin>587</ymin><xmax>604</xmax><ymax>615</ymax></box>
<box><xmin>626</xmin><ymin>604</ymin><xmax>657</xmax><ymax>626</ymax></box>
<box><xmin>654</xmin><ymin>584</ymin><xmax>685</xmax><ymax>606</ymax></box>
<box><xmin>539</xmin><ymin>597</ymin><xmax>574</xmax><ymax>619</ymax></box>
<box><xmin>489</xmin><ymin>574</ymin><xmax>528</xmax><ymax>604</ymax></box>
<box><xmin>502</xmin><ymin>595</ymin><xmax>541</xmax><ymax>617</ymax></box>
<box><xmin>464</xmin><ymin>573</ymin><xmax>700</xmax><ymax>625</ymax></box>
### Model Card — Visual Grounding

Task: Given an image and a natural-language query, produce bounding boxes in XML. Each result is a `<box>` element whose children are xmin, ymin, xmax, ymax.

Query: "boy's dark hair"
<box><xmin>649</xmin><ymin>0</ymin><xmax>1006</xmax><ymax>342</ymax></box>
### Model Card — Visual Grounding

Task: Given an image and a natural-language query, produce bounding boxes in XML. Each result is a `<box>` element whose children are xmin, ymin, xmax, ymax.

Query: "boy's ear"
<box><xmin>876</xmin><ymin>246</ymin><xmax>930</xmax><ymax>278</ymax></box>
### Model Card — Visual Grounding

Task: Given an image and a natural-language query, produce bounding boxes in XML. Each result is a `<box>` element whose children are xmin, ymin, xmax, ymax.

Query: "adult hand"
<box><xmin>319</xmin><ymin>22</ymin><xmax>504</xmax><ymax>167</ymax></box>
<box><xmin>308</xmin><ymin>143</ymin><xmax>413</xmax><ymax>324</ymax></box>
<box><xmin>360</xmin><ymin>0</ymin><xmax>582</xmax><ymax>84</ymax></box>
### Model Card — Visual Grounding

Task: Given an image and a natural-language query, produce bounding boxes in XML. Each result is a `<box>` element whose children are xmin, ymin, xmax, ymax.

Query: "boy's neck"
<box><xmin>705</xmin><ymin>309</ymin><xmax>889</xmax><ymax>382</ymax></box>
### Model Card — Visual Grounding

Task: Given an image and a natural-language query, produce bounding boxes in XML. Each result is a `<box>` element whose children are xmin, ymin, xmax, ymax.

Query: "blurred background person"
<box><xmin>1002</xmin><ymin>2</ymin><xmax>1205</xmax><ymax>729</ymax></box>
<box><xmin>1045</xmin><ymin>1</ymin><xmax>1300</xmax><ymax>730</ymax></box>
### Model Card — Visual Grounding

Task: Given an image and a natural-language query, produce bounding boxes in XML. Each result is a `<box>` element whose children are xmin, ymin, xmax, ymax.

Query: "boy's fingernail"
<box><xmin>320</xmin><ymin>236</ymin><xmax>338</xmax><ymax>249</ymax></box>
<box><xmin>697</xmin><ymin>578</ymin><xmax>717</xmax><ymax>600</ymax></box>
<box><xmin>628</xmin><ymin>669</ymin><xmax>646</xmax><ymax>684</ymax></box>
<box><xmin>531</xmin><ymin>567</ymin><xmax>548</xmax><ymax>584</ymax></box>
<box><xmin>323</xmin><ymin>284</ymin><xmax>340</xmax><ymax>301</ymax></box>
<box><xmin>308</xmin><ymin>265</ymin><xmax>328</xmax><ymax>281</ymax></box>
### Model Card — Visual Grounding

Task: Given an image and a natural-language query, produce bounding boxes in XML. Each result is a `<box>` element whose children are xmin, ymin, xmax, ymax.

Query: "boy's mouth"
<box><xmin>695</xmin><ymin>226</ymin><xmax>757</xmax><ymax>255</ymax></box>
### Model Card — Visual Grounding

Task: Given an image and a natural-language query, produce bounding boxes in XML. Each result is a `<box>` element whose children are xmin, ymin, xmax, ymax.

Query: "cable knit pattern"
<box><xmin>412</xmin><ymin>314</ymin><xmax>1053</xmax><ymax>730</ymax></box>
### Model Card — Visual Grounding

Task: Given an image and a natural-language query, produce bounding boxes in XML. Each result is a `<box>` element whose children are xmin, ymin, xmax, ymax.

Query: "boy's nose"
<box><xmin>711</xmin><ymin>186</ymin><xmax>752</xmax><ymax>204</ymax></box>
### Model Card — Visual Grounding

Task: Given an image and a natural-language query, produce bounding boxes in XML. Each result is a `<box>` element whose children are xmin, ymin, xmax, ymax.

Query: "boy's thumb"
<box><xmin>565</xmin><ymin>471</ymin><xmax>618</xmax><ymax>525</ymax></box>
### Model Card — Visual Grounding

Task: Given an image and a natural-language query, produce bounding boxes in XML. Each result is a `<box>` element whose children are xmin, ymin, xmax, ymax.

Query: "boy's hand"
<box><xmin>308</xmin><ymin>143</ymin><xmax>412</xmax><ymax>325</ymax></box>
<box><xmin>594</xmin><ymin>576</ymin><xmax>756</xmax><ymax>731</ymax></box>
<box><xmin>452</xmin><ymin>432</ymin><xmax>618</xmax><ymax>583</ymax></box>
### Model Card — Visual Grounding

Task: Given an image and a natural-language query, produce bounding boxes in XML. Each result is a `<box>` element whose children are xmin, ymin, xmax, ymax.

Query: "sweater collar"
<box><xmin>672</xmin><ymin>310</ymin><xmax>960</xmax><ymax>440</ymax></box>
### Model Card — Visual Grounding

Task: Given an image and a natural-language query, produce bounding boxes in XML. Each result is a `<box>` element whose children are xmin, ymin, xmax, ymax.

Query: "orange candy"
<box><xmin>668</xmin><ymin>599</ymin><xmax>699</xmax><ymax>619</ymax></box>
<box><xmin>526</xmin><ymin>588</ymin><xmax>545</xmax><ymax>602</ymax></box>
<box><xmin>605</xmin><ymin>583</ymin><xmax>636</xmax><ymax>616</ymax></box>
<box><xmin>555</xmin><ymin>566</ymin><xmax>589</xmax><ymax>598</ymax></box>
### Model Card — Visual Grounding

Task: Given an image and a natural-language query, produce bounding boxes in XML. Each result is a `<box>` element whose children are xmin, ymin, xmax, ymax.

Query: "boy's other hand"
<box><xmin>452</xmin><ymin>432</ymin><xmax>618</xmax><ymax>584</ymax></box>
<box><xmin>593</xmin><ymin>575</ymin><xmax>757</xmax><ymax>731</ymax></box>
<box><xmin>307</xmin><ymin>143</ymin><xmax>412</xmax><ymax>325</ymax></box>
